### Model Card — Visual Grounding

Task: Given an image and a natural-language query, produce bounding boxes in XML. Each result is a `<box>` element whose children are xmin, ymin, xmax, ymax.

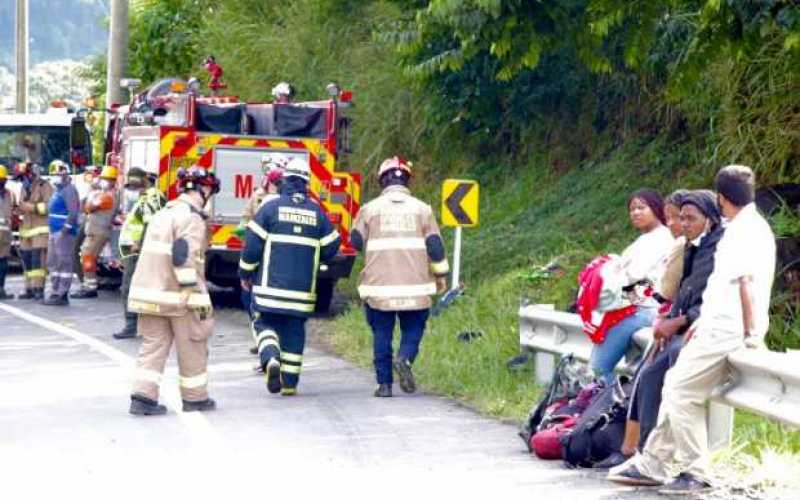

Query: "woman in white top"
<box><xmin>591</xmin><ymin>188</ymin><xmax>674</xmax><ymax>382</ymax></box>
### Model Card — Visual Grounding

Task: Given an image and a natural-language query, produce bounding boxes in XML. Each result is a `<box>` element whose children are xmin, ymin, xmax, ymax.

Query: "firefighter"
<box><xmin>14</xmin><ymin>161</ymin><xmax>54</xmax><ymax>300</ymax></box>
<box><xmin>238</xmin><ymin>157</ymin><xmax>284</xmax><ymax>356</ymax></box>
<box><xmin>271</xmin><ymin>82</ymin><xmax>295</xmax><ymax>104</ymax></box>
<box><xmin>0</xmin><ymin>165</ymin><xmax>14</xmax><ymax>300</ymax></box>
<box><xmin>113</xmin><ymin>168</ymin><xmax>167</xmax><ymax>339</ymax></box>
<box><xmin>127</xmin><ymin>166</ymin><xmax>220</xmax><ymax>416</ymax></box>
<box><xmin>73</xmin><ymin>165</ymin><xmax>101</xmax><ymax>285</ymax></box>
<box><xmin>351</xmin><ymin>156</ymin><xmax>449</xmax><ymax>398</ymax></box>
<box><xmin>71</xmin><ymin>165</ymin><xmax>118</xmax><ymax>299</ymax></box>
<box><xmin>43</xmin><ymin>160</ymin><xmax>80</xmax><ymax>306</ymax></box>
<box><xmin>239</xmin><ymin>158</ymin><xmax>340</xmax><ymax>396</ymax></box>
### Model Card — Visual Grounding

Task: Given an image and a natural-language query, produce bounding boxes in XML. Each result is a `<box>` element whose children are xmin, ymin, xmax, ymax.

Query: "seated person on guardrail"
<box><xmin>598</xmin><ymin>190</ymin><xmax>723</xmax><ymax>469</ymax></box>
<box><xmin>608</xmin><ymin>165</ymin><xmax>776</xmax><ymax>495</ymax></box>
<box><xmin>589</xmin><ymin>188</ymin><xmax>675</xmax><ymax>383</ymax></box>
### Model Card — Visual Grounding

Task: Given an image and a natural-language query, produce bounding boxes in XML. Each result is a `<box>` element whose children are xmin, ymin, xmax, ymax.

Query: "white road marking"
<box><xmin>0</xmin><ymin>302</ymin><xmax>221</xmax><ymax>444</ymax></box>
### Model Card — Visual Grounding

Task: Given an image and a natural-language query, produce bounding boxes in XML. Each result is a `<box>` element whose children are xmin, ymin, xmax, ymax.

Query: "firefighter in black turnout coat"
<box><xmin>239</xmin><ymin>158</ymin><xmax>340</xmax><ymax>396</ymax></box>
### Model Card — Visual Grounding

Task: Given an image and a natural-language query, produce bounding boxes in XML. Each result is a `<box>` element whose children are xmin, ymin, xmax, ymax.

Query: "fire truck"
<box><xmin>103</xmin><ymin>78</ymin><xmax>361</xmax><ymax>312</ymax></box>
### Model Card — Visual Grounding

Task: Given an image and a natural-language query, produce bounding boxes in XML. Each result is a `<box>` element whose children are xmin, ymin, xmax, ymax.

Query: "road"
<box><xmin>0</xmin><ymin>276</ymin><xmax>661</xmax><ymax>499</ymax></box>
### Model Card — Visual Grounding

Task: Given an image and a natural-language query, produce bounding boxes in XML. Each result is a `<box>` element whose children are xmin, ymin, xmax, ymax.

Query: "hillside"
<box><xmin>95</xmin><ymin>0</ymin><xmax>800</xmax><ymax>462</ymax></box>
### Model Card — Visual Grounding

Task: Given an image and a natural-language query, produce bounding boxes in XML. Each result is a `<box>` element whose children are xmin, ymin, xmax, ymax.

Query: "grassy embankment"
<box><xmin>326</xmin><ymin>136</ymin><xmax>800</xmax><ymax>457</ymax></box>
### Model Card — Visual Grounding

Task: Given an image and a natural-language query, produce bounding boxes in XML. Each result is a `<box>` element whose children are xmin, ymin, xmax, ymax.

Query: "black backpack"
<box><xmin>560</xmin><ymin>375</ymin><xmax>633</xmax><ymax>468</ymax></box>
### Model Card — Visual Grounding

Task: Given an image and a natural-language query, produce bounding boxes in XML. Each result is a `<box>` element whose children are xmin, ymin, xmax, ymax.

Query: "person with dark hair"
<box><xmin>590</xmin><ymin>189</ymin><xmax>675</xmax><ymax>382</ymax></box>
<box><xmin>351</xmin><ymin>156</ymin><xmax>449</xmax><ymax>397</ymax></box>
<box><xmin>610</xmin><ymin>166</ymin><xmax>776</xmax><ymax>495</ymax></box>
<box><xmin>658</xmin><ymin>189</ymin><xmax>691</xmax><ymax>304</ymax></box>
<box><xmin>601</xmin><ymin>189</ymin><xmax>723</xmax><ymax>469</ymax></box>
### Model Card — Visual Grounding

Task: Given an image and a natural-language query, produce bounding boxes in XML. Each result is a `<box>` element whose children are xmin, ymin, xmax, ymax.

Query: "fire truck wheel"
<box><xmin>315</xmin><ymin>278</ymin><xmax>335</xmax><ymax>314</ymax></box>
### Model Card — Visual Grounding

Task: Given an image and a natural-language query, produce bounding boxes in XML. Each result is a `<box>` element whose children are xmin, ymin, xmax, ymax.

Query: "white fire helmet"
<box><xmin>283</xmin><ymin>157</ymin><xmax>310</xmax><ymax>182</ymax></box>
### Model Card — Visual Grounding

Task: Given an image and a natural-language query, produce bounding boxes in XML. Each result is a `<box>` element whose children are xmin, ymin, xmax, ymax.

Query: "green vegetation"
<box><xmin>100</xmin><ymin>0</ymin><xmax>800</xmax><ymax>459</ymax></box>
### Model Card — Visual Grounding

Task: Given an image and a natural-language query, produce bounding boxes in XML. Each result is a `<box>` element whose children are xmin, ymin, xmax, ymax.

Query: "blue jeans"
<box><xmin>365</xmin><ymin>305</ymin><xmax>429</xmax><ymax>385</ymax></box>
<box><xmin>590</xmin><ymin>307</ymin><xmax>655</xmax><ymax>383</ymax></box>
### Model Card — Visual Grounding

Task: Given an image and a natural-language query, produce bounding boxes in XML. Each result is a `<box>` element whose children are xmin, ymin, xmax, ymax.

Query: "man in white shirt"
<box><xmin>609</xmin><ymin>165</ymin><xmax>776</xmax><ymax>495</ymax></box>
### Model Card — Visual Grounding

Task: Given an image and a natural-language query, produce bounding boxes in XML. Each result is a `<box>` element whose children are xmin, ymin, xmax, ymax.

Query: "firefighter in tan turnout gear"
<box><xmin>351</xmin><ymin>156</ymin><xmax>449</xmax><ymax>398</ymax></box>
<box><xmin>14</xmin><ymin>161</ymin><xmax>54</xmax><ymax>300</ymax></box>
<box><xmin>127</xmin><ymin>166</ymin><xmax>220</xmax><ymax>416</ymax></box>
<box><xmin>72</xmin><ymin>166</ymin><xmax>119</xmax><ymax>299</ymax></box>
<box><xmin>0</xmin><ymin>165</ymin><xmax>15</xmax><ymax>300</ymax></box>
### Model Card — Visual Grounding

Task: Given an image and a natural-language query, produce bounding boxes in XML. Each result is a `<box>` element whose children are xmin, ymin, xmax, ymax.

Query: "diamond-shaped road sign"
<box><xmin>442</xmin><ymin>179</ymin><xmax>479</xmax><ymax>227</ymax></box>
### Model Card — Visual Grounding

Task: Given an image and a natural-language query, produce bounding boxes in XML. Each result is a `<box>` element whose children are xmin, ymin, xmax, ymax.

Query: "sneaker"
<box><xmin>393</xmin><ymin>357</ymin><xmax>416</xmax><ymax>393</ymax></box>
<box><xmin>593</xmin><ymin>451</ymin><xmax>630</xmax><ymax>469</ymax></box>
<box><xmin>182</xmin><ymin>398</ymin><xmax>217</xmax><ymax>412</ymax></box>
<box><xmin>373</xmin><ymin>383</ymin><xmax>392</xmax><ymax>397</ymax></box>
<box><xmin>43</xmin><ymin>294</ymin><xmax>69</xmax><ymax>306</ymax></box>
<box><xmin>70</xmin><ymin>288</ymin><xmax>98</xmax><ymax>299</ymax></box>
<box><xmin>129</xmin><ymin>394</ymin><xmax>167</xmax><ymax>416</ymax></box>
<box><xmin>607</xmin><ymin>464</ymin><xmax>662</xmax><ymax>487</ymax></box>
<box><xmin>265</xmin><ymin>358</ymin><xmax>282</xmax><ymax>394</ymax></box>
<box><xmin>281</xmin><ymin>387</ymin><xmax>297</xmax><ymax>396</ymax></box>
<box><xmin>658</xmin><ymin>473</ymin><xmax>711</xmax><ymax>495</ymax></box>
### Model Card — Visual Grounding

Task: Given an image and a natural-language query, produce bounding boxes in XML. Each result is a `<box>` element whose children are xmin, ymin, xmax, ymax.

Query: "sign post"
<box><xmin>441</xmin><ymin>179</ymin><xmax>479</xmax><ymax>290</ymax></box>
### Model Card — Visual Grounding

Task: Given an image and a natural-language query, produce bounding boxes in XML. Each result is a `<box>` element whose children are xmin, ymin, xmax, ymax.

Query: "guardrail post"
<box><xmin>534</xmin><ymin>352</ymin><xmax>556</xmax><ymax>386</ymax></box>
<box><xmin>707</xmin><ymin>402</ymin><xmax>734</xmax><ymax>450</ymax></box>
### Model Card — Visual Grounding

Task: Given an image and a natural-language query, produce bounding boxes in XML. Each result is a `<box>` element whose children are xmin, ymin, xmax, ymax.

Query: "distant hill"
<box><xmin>0</xmin><ymin>0</ymin><xmax>107</xmax><ymax>68</ymax></box>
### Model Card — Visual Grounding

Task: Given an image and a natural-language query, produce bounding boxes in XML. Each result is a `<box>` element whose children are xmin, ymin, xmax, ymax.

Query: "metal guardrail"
<box><xmin>519</xmin><ymin>304</ymin><xmax>800</xmax><ymax>450</ymax></box>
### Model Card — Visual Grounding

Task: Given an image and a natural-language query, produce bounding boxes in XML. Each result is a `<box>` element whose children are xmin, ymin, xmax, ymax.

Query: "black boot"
<box><xmin>43</xmin><ymin>294</ymin><xmax>69</xmax><ymax>306</ymax></box>
<box><xmin>393</xmin><ymin>357</ymin><xmax>416</xmax><ymax>394</ymax></box>
<box><xmin>182</xmin><ymin>398</ymin><xmax>217</xmax><ymax>412</ymax></box>
<box><xmin>33</xmin><ymin>288</ymin><xmax>45</xmax><ymax>301</ymax></box>
<box><xmin>129</xmin><ymin>394</ymin><xmax>167</xmax><ymax>416</ymax></box>
<box><xmin>70</xmin><ymin>287</ymin><xmax>98</xmax><ymax>299</ymax></box>
<box><xmin>373</xmin><ymin>383</ymin><xmax>392</xmax><ymax>398</ymax></box>
<box><xmin>112</xmin><ymin>327</ymin><xmax>137</xmax><ymax>339</ymax></box>
<box><xmin>265</xmin><ymin>358</ymin><xmax>281</xmax><ymax>394</ymax></box>
<box><xmin>16</xmin><ymin>288</ymin><xmax>36</xmax><ymax>300</ymax></box>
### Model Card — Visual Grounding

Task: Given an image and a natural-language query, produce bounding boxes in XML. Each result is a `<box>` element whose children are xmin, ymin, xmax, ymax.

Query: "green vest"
<box><xmin>119</xmin><ymin>187</ymin><xmax>166</xmax><ymax>256</ymax></box>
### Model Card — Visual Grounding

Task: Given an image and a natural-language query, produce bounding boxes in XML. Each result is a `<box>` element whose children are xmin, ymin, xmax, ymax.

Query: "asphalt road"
<box><xmin>0</xmin><ymin>276</ymin><xmax>662</xmax><ymax>500</ymax></box>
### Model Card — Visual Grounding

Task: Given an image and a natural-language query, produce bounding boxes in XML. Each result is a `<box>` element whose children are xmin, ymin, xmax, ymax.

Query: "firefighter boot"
<box><xmin>393</xmin><ymin>357</ymin><xmax>416</xmax><ymax>394</ymax></box>
<box><xmin>182</xmin><ymin>398</ymin><xmax>217</xmax><ymax>412</ymax></box>
<box><xmin>33</xmin><ymin>288</ymin><xmax>45</xmax><ymax>301</ymax></box>
<box><xmin>16</xmin><ymin>288</ymin><xmax>36</xmax><ymax>300</ymax></box>
<box><xmin>265</xmin><ymin>357</ymin><xmax>282</xmax><ymax>394</ymax></box>
<box><xmin>113</xmin><ymin>315</ymin><xmax>138</xmax><ymax>339</ymax></box>
<box><xmin>373</xmin><ymin>383</ymin><xmax>392</xmax><ymax>398</ymax></box>
<box><xmin>129</xmin><ymin>394</ymin><xmax>167</xmax><ymax>416</ymax></box>
<box><xmin>43</xmin><ymin>294</ymin><xmax>69</xmax><ymax>306</ymax></box>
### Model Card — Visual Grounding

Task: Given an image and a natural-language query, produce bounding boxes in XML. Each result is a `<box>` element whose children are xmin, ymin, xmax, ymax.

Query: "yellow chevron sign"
<box><xmin>442</xmin><ymin>179</ymin><xmax>479</xmax><ymax>227</ymax></box>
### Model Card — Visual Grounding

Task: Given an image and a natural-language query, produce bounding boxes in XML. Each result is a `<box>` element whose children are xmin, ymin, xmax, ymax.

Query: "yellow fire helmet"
<box><xmin>0</xmin><ymin>165</ymin><xmax>7</xmax><ymax>180</ymax></box>
<box><xmin>100</xmin><ymin>165</ymin><xmax>118</xmax><ymax>180</ymax></box>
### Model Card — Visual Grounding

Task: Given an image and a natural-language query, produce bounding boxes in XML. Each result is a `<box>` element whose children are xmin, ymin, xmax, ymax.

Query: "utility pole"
<box><xmin>15</xmin><ymin>0</ymin><xmax>28</xmax><ymax>113</ymax></box>
<box><xmin>105</xmin><ymin>0</ymin><xmax>129</xmax><ymax>109</ymax></box>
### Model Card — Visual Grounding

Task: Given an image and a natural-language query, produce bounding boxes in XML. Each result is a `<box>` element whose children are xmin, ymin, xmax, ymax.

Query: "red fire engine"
<box><xmin>103</xmin><ymin>77</ymin><xmax>360</xmax><ymax>311</ymax></box>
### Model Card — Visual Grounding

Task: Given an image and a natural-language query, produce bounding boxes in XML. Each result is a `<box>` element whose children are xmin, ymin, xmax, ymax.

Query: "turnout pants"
<box><xmin>365</xmin><ymin>305</ymin><xmax>429</xmax><ymax>385</ymax></box>
<box><xmin>80</xmin><ymin>233</ymin><xmax>108</xmax><ymax>291</ymax></box>
<box><xmin>132</xmin><ymin>312</ymin><xmax>214</xmax><ymax>402</ymax></box>
<box><xmin>19</xmin><ymin>245</ymin><xmax>46</xmax><ymax>290</ymax></box>
<box><xmin>47</xmin><ymin>232</ymin><xmax>75</xmax><ymax>297</ymax></box>
<box><xmin>73</xmin><ymin>224</ymin><xmax>85</xmax><ymax>282</ymax></box>
<box><xmin>254</xmin><ymin>312</ymin><xmax>307</xmax><ymax>389</ymax></box>
<box><xmin>120</xmin><ymin>253</ymin><xmax>139</xmax><ymax>333</ymax></box>
<box><xmin>628</xmin><ymin>328</ymin><xmax>741</xmax><ymax>483</ymax></box>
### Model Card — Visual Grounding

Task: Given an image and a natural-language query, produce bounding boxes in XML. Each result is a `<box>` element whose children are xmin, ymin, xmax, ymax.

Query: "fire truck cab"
<box><xmin>105</xmin><ymin>78</ymin><xmax>360</xmax><ymax>312</ymax></box>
